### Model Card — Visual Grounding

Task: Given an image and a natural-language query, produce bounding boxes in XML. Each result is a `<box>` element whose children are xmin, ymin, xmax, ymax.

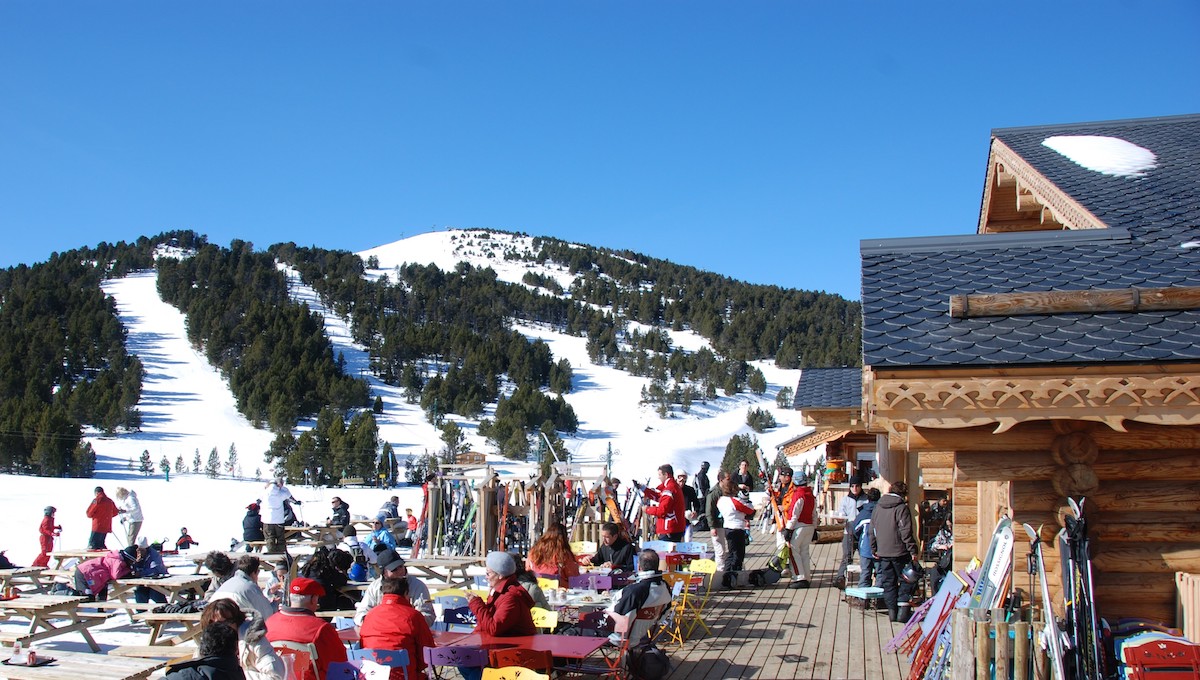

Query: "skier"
<box><xmin>775</xmin><ymin>467</ymin><xmax>816</xmax><ymax>589</ymax></box>
<box><xmin>640</xmin><ymin>464</ymin><xmax>688</xmax><ymax>542</ymax></box>
<box><xmin>32</xmin><ymin>506</ymin><xmax>62</xmax><ymax>567</ymax></box>
<box><xmin>871</xmin><ymin>481</ymin><xmax>920</xmax><ymax>623</ymax></box>
<box><xmin>85</xmin><ymin>486</ymin><xmax>120</xmax><ymax>550</ymax></box>
<box><xmin>114</xmin><ymin>487</ymin><xmax>144</xmax><ymax>547</ymax></box>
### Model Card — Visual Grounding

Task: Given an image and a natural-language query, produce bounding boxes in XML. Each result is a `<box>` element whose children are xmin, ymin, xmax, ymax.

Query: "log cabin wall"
<box><xmin>948</xmin><ymin>421</ymin><xmax>1200</xmax><ymax>626</ymax></box>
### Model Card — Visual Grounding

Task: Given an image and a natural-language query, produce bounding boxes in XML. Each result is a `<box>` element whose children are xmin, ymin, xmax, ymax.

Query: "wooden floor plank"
<box><xmin>663</xmin><ymin>537</ymin><xmax>911</xmax><ymax>680</ymax></box>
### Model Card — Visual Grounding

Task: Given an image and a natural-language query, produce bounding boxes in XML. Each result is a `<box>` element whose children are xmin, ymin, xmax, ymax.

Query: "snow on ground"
<box><xmin>0</xmin><ymin>234</ymin><xmax>818</xmax><ymax>657</ymax></box>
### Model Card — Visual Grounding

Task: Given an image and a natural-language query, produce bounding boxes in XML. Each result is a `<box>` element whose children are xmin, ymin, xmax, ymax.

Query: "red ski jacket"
<box><xmin>643</xmin><ymin>477</ymin><xmax>688</xmax><ymax>536</ymax></box>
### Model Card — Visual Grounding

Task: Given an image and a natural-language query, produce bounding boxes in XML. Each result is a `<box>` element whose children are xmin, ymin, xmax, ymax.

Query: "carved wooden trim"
<box><xmin>867</xmin><ymin>371</ymin><xmax>1200</xmax><ymax>434</ymax></box>
<box><xmin>979</xmin><ymin>141</ymin><xmax>1108</xmax><ymax>233</ymax></box>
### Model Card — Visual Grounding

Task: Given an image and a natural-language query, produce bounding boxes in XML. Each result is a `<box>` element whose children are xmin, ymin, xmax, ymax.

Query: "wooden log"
<box><xmin>1089</xmin><ymin>543</ymin><xmax>1200</xmax><ymax>574</ymax></box>
<box><xmin>976</xmin><ymin>620</ymin><xmax>990</xmax><ymax>680</ymax></box>
<box><xmin>906</xmin><ymin>421</ymin><xmax>1200</xmax><ymax>453</ymax></box>
<box><xmin>1011</xmin><ymin>480</ymin><xmax>1200</xmax><ymax>514</ymax></box>
<box><xmin>1013</xmin><ymin>509</ymin><xmax>1200</xmax><ymax>544</ymax></box>
<box><xmin>919</xmin><ymin>451</ymin><xmax>955</xmax><ymax>469</ymax></box>
<box><xmin>956</xmin><ymin>449</ymin><xmax>1200</xmax><ymax>483</ymax></box>
<box><xmin>994</xmin><ymin>611</ymin><xmax>1010</xmax><ymax>680</ymax></box>
<box><xmin>947</xmin><ymin>286</ymin><xmax>1200</xmax><ymax>319</ymax></box>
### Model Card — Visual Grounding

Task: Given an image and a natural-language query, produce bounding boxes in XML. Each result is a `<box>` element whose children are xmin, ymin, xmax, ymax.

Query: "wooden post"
<box><xmin>1033</xmin><ymin>612</ymin><xmax>1048</xmax><ymax>680</ymax></box>
<box><xmin>976</xmin><ymin>620</ymin><xmax>990</xmax><ymax>680</ymax></box>
<box><xmin>952</xmin><ymin>609</ymin><xmax>973</xmax><ymax>680</ymax></box>
<box><xmin>478</xmin><ymin>484</ymin><xmax>496</xmax><ymax>557</ymax></box>
<box><xmin>1014</xmin><ymin>621</ymin><xmax>1030</xmax><ymax>680</ymax></box>
<box><xmin>995</xmin><ymin>616</ymin><xmax>1010</xmax><ymax>680</ymax></box>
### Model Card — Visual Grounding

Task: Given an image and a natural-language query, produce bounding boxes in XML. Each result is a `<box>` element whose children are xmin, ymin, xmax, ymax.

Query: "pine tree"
<box><xmin>776</xmin><ymin>386</ymin><xmax>794</xmax><ymax>409</ymax></box>
<box><xmin>139</xmin><ymin>449</ymin><xmax>154</xmax><ymax>476</ymax></box>
<box><xmin>192</xmin><ymin>449</ymin><xmax>201</xmax><ymax>474</ymax></box>
<box><xmin>159</xmin><ymin>456</ymin><xmax>171</xmax><ymax>476</ymax></box>
<box><xmin>227</xmin><ymin>443</ymin><xmax>239</xmax><ymax>478</ymax></box>
<box><xmin>206</xmin><ymin>447</ymin><xmax>220</xmax><ymax>478</ymax></box>
<box><xmin>175</xmin><ymin>454</ymin><xmax>185</xmax><ymax>475</ymax></box>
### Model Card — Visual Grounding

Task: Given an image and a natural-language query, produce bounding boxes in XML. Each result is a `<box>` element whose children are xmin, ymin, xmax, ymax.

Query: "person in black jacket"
<box><xmin>328</xmin><ymin>497</ymin><xmax>350</xmax><ymax>533</ymax></box>
<box><xmin>166</xmin><ymin>621</ymin><xmax>246</xmax><ymax>680</ymax></box>
<box><xmin>870</xmin><ymin>481</ymin><xmax>920</xmax><ymax>623</ymax></box>
<box><xmin>242</xmin><ymin>503</ymin><xmax>264</xmax><ymax>545</ymax></box>
<box><xmin>585</xmin><ymin>522</ymin><xmax>636</xmax><ymax>572</ymax></box>
<box><xmin>732</xmin><ymin>459</ymin><xmax>755</xmax><ymax>498</ymax></box>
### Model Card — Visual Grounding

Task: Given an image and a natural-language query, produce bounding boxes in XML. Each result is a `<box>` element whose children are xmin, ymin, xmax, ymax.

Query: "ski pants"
<box><xmin>836</xmin><ymin>527</ymin><xmax>856</xmax><ymax>579</ymax></box>
<box><xmin>88</xmin><ymin>531</ymin><xmax>108</xmax><ymax>551</ymax></box>
<box><xmin>724</xmin><ymin>528</ymin><xmax>748</xmax><ymax>572</ymax></box>
<box><xmin>709</xmin><ymin>528</ymin><xmax>727</xmax><ymax>574</ymax></box>
<box><xmin>876</xmin><ymin>555</ymin><xmax>917</xmax><ymax>610</ymax></box>
<box><xmin>858</xmin><ymin>557</ymin><xmax>876</xmax><ymax>587</ymax></box>
<box><xmin>776</xmin><ymin>524</ymin><xmax>814</xmax><ymax>581</ymax></box>
<box><xmin>264</xmin><ymin>524</ymin><xmax>286</xmax><ymax>554</ymax></box>
<box><xmin>125</xmin><ymin>521</ymin><xmax>142</xmax><ymax>548</ymax></box>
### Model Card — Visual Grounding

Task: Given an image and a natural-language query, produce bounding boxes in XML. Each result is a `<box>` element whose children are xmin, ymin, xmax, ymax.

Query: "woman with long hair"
<box><xmin>716</xmin><ymin>476</ymin><xmax>755</xmax><ymax>574</ymax></box>
<box><xmin>524</xmin><ymin>522</ymin><xmax>579</xmax><ymax>588</ymax></box>
<box><xmin>200</xmin><ymin>598</ymin><xmax>285</xmax><ymax>680</ymax></box>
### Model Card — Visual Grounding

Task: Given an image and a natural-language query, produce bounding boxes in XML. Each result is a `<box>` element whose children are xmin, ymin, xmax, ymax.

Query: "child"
<box><xmin>263</xmin><ymin>564</ymin><xmax>287</xmax><ymax>605</ymax></box>
<box><xmin>33</xmin><ymin>506</ymin><xmax>63</xmax><ymax>567</ymax></box>
<box><xmin>176</xmin><ymin>527</ymin><xmax>199</xmax><ymax>550</ymax></box>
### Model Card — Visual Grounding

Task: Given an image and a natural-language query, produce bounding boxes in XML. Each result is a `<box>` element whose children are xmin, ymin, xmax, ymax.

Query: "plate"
<box><xmin>3</xmin><ymin>657</ymin><xmax>57</xmax><ymax>667</ymax></box>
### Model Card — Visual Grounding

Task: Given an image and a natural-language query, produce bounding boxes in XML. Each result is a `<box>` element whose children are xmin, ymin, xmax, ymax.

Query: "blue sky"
<box><xmin>2</xmin><ymin>2</ymin><xmax>1198</xmax><ymax>300</ymax></box>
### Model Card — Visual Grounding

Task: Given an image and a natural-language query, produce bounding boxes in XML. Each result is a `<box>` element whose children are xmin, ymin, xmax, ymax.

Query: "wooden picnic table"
<box><xmin>106</xmin><ymin>575</ymin><xmax>209</xmax><ymax>610</ymax></box>
<box><xmin>0</xmin><ymin>567</ymin><xmax>49</xmax><ymax>594</ymax></box>
<box><xmin>131</xmin><ymin>610</ymin><xmax>203</xmax><ymax>646</ymax></box>
<box><xmin>0</xmin><ymin>593</ymin><xmax>104</xmax><ymax>652</ymax></box>
<box><xmin>406</xmin><ymin>557</ymin><xmax>480</xmax><ymax>587</ymax></box>
<box><xmin>284</xmin><ymin>525</ymin><xmax>342</xmax><ymax>544</ymax></box>
<box><xmin>0</xmin><ymin>649</ymin><xmax>168</xmax><ymax>680</ymax></box>
<box><xmin>45</xmin><ymin>549</ymin><xmax>106</xmax><ymax>570</ymax></box>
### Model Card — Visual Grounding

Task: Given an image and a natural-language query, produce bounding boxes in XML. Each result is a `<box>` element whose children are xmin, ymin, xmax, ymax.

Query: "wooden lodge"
<box><xmin>855</xmin><ymin>114</ymin><xmax>1200</xmax><ymax>626</ymax></box>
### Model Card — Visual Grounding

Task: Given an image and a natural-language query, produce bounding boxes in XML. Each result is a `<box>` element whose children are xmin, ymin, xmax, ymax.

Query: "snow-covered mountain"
<box><xmin>0</xmin><ymin>229</ymin><xmax>818</xmax><ymax>558</ymax></box>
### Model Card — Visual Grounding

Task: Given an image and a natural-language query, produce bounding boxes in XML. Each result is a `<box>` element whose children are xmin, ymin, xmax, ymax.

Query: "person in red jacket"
<box><xmin>86</xmin><ymin>486</ymin><xmax>120</xmax><ymax>550</ymax></box>
<box><xmin>775</xmin><ymin>468</ymin><xmax>817</xmax><ymax>589</ymax></box>
<box><xmin>33</xmin><ymin>506</ymin><xmax>62</xmax><ymax>567</ymax></box>
<box><xmin>640</xmin><ymin>464</ymin><xmax>688</xmax><ymax>541</ymax></box>
<box><xmin>359</xmin><ymin>576</ymin><xmax>434</xmax><ymax>680</ymax></box>
<box><xmin>264</xmin><ymin>577</ymin><xmax>347</xmax><ymax>680</ymax></box>
<box><xmin>468</xmin><ymin>551</ymin><xmax>535</xmax><ymax>637</ymax></box>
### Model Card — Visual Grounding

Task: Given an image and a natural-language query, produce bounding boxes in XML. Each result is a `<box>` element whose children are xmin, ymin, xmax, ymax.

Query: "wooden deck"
<box><xmin>663</xmin><ymin>537</ymin><xmax>911</xmax><ymax>680</ymax></box>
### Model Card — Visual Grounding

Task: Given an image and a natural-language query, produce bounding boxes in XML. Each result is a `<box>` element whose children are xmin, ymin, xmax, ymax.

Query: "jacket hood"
<box><xmin>877</xmin><ymin>493</ymin><xmax>906</xmax><ymax>509</ymax></box>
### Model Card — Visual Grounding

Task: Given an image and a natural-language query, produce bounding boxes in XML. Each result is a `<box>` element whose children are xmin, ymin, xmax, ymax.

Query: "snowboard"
<box><xmin>717</xmin><ymin>567</ymin><xmax>782</xmax><ymax>589</ymax></box>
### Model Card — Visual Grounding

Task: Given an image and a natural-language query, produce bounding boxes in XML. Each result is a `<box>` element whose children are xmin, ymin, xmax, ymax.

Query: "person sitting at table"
<box><xmin>377</xmin><ymin>496</ymin><xmax>400</xmax><ymax>521</ymax></box>
<box><xmin>72</xmin><ymin>545</ymin><xmax>135</xmax><ymax>601</ymax></box>
<box><xmin>243</xmin><ymin>503</ymin><xmax>265</xmax><ymax>548</ymax></box>
<box><xmin>167</xmin><ymin>620</ymin><xmax>247</xmax><ymax>680</ymax></box>
<box><xmin>299</xmin><ymin>546</ymin><xmax>354</xmax><ymax>612</ymax></box>
<box><xmin>32</xmin><ymin>505</ymin><xmax>62</xmax><ymax>567</ymax></box>
<box><xmin>265</xmin><ymin>577</ymin><xmax>347</xmax><ymax>680</ymax></box>
<box><xmin>213</xmin><ymin>554</ymin><xmax>277</xmax><ymax>621</ymax></box>
<box><xmin>327</xmin><ymin>496</ymin><xmax>351</xmax><ymax>534</ymax></box>
<box><xmin>514</xmin><ymin>566</ymin><xmax>551</xmax><ymax>610</ymax></box>
<box><xmin>131</xmin><ymin>537</ymin><xmax>170</xmax><ymax>604</ymax></box>
<box><xmin>584</xmin><ymin>522</ymin><xmax>636</xmax><ymax>572</ymax></box>
<box><xmin>199</xmin><ymin>598</ymin><xmax>285</xmax><ymax>680</ymax></box>
<box><xmin>354</xmin><ymin>548</ymin><xmax>434</xmax><ymax>627</ymax></box>
<box><xmin>609</xmin><ymin>549</ymin><xmax>672</xmax><ymax>618</ymax></box>
<box><xmin>524</xmin><ymin>522</ymin><xmax>580</xmax><ymax>588</ymax></box>
<box><xmin>365</xmin><ymin>518</ymin><xmax>397</xmax><ymax>554</ymax></box>
<box><xmin>359</xmin><ymin>576</ymin><xmax>434</xmax><ymax>680</ymax></box>
<box><xmin>469</xmin><ymin>551</ymin><xmax>536</xmax><ymax>636</ymax></box>
<box><xmin>202</xmin><ymin>551</ymin><xmax>236</xmax><ymax>602</ymax></box>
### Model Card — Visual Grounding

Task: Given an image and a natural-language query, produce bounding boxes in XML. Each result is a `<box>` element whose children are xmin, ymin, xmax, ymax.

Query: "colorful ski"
<box><xmin>968</xmin><ymin>516</ymin><xmax>1014</xmax><ymax>611</ymax></box>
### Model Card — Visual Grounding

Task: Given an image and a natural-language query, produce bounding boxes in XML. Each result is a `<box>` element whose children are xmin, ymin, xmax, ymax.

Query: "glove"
<box><xmin>294</xmin><ymin>500</ymin><xmax>302</xmax><ymax>505</ymax></box>
<box><xmin>783</xmin><ymin>528</ymin><xmax>794</xmax><ymax>542</ymax></box>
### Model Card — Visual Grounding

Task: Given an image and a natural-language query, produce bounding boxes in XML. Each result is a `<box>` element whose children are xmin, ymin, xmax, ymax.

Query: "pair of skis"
<box><xmin>1023</xmin><ymin>497</ymin><xmax>1102</xmax><ymax>680</ymax></box>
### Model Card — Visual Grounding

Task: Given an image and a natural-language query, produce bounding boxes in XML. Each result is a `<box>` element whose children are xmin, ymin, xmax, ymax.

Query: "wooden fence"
<box><xmin>950</xmin><ymin>608</ymin><xmax>1049</xmax><ymax>680</ymax></box>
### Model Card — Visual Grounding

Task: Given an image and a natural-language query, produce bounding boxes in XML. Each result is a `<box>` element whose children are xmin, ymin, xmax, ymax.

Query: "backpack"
<box><xmin>626</xmin><ymin>639</ymin><xmax>671</xmax><ymax>680</ymax></box>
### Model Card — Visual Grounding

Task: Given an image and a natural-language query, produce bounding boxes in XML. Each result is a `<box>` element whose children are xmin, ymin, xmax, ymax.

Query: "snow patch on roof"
<box><xmin>1042</xmin><ymin>135</ymin><xmax>1157</xmax><ymax>178</ymax></box>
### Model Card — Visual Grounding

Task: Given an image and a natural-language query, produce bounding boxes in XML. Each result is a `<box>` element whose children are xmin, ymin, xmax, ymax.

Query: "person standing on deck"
<box><xmin>871</xmin><ymin>481</ymin><xmax>920</xmax><ymax>623</ymax></box>
<box><xmin>833</xmin><ymin>478</ymin><xmax>867</xmax><ymax>589</ymax></box>
<box><xmin>732</xmin><ymin>459</ymin><xmax>755</xmax><ymax>498</ymax></box>
<box><xmin>705</xmin><ymin>470</ymin><xmax>729</xmax><ymax>571</ymax></box>
<box><xmin>641</xmin><ymin>464</ymin><xmax>688</xmax><ymax>542</ymax></box>
<box><xmin>775</xmin><ymin>467</ymin><xmax>816</xmax><ymax>589</ymax></box>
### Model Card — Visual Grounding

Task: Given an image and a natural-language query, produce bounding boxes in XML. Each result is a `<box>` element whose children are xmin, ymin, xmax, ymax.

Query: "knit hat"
<box><xmin>485</xmin><ymin>551</ymin><xmax>517</xmax><ymax>578</ymax></box>
<box><xmin>119</xmin><ymin>546</ymin><xmax>137</xmax><ymax>562</ymax></box>
<box><xmin>289</xmin><ymin>577</ymin><xmax>325</xmax><ymax>597</ymax></box>
<box><xmin>44</xmin><ymin>506</ymin><xmax>56</xmax><ymax>516</ymax></box>
<box><xmin>137</xmin><ymin>537</ymin><xmax>149</xmax><ymax>549</ymax></box>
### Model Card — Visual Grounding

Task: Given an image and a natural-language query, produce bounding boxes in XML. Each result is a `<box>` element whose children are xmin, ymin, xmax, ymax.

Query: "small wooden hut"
<box><xmin>858</xmin><ymin>113</ymin><xmax>1200</xmax><ymax>625</ymax></box>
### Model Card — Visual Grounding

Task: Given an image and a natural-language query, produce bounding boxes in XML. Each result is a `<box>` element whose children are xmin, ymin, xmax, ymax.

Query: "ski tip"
<box><xmin>1021</xmin><ymin>523</ymin><xmax>1037</xmax><ymax>539</ymax></box>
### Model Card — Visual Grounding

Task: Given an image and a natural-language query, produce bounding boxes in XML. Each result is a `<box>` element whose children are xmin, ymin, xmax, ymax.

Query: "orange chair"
<box><xmin>488</xmin><ymin>648</ymin><xmax>554</xmax><ymax>675</ymax></box>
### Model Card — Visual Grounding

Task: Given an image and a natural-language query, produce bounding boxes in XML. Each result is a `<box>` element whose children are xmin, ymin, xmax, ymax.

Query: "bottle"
<box><xmin>10</xmin><ymin>640</ymin><xmax>26</xmax><ymax>665</ymax></box>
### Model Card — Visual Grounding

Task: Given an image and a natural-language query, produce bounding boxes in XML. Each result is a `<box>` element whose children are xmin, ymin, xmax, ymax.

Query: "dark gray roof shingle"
<box><xmin>862</xmin><ymin>114</ymin><xmax>1200</xmax><ymax>368</ymax></box>
<box><xmin>793</xmin><ymin>368</ymin><xmax>862</xmax><ymax>410</ymax></box>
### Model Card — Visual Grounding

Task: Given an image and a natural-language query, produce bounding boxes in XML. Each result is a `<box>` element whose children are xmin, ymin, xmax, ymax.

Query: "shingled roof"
<box><xmin>793</xmin><ymin>367</ymin><xmax>861</xmax><ymax>409</ymax></box>
<box><xmin>862</xmin><ymin>114</ymin><xmax>1200</xmax><ymax>368</ymax></box>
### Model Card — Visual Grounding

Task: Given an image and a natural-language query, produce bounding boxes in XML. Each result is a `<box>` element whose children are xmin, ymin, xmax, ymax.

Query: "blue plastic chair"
<box><xmin>348</xmin><ymin>648</ymin><xmax>411</xmax><ymax>680</ymax></box>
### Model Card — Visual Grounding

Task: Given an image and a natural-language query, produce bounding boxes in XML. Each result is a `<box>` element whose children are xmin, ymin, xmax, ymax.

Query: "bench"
<box><xmin>0</xmin><ymin>611</ymin><xmax>109</xmax><ymax>648</ymax></box>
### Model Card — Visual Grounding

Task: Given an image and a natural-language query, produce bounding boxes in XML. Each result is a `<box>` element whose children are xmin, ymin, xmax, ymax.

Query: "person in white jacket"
<box><xmin>114</xmin><ymin>487</ymin><xmax>143</xmax><ymax>546</ymax></box>
<box><xmin>210</xmin><ymin>554</ymin><xmax>277</xmax><ymax>622</ymax></box>
<box><xmin>262</xmin><ymin>477</ymin><xmax>299</xmax><ymax>553</ymax></box>
<box><xmin>200</xmin><ymin>597</ymin><xmax>285</xmax><ymax>680</ymax></box>
<box><xmin>353</xmin><ymin>549</ymin><xmax>434</xmax><ymax>627</ymax></box>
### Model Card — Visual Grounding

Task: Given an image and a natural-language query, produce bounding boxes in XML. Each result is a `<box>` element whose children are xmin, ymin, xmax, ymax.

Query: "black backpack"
<box><xmin>626</xmin><ymin>639</ymin><xmax>671</xmax><ymax>680</ymax></box>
